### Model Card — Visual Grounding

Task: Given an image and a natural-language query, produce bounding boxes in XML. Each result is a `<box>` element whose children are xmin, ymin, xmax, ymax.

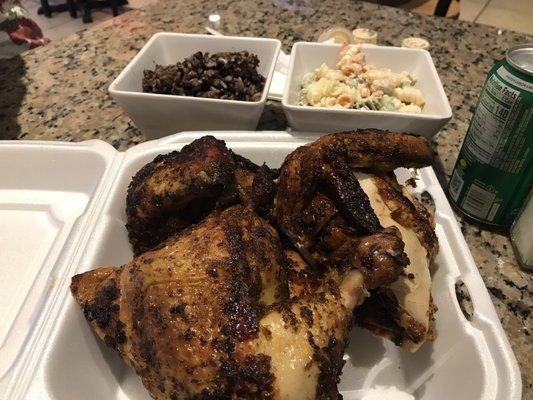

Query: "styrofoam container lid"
<box><xmin>0</xmin><ymin>132</ymin><xmax>522</xmax><ymax>399</ymax></box>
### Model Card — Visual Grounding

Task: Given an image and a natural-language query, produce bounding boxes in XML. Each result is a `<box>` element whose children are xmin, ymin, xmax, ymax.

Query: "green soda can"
<box><xmin>448</xmin><ymin>44</ymin><xmax>533</xmax><ymax>227</ymax></box>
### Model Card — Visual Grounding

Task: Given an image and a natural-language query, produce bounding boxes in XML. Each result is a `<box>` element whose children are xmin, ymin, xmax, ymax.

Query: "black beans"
<box><xmin>142</xmin><ymin>51</ymin><xmax>266</xmax><ymax>102</ymax></box>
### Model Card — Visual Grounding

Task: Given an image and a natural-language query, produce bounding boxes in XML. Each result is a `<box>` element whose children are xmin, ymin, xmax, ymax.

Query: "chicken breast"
<box><xmin>274</xmin><ymin>129</ymin><xmax>438</xmax><ymax>350</ymax></box>
<box><xmin>354</xmin><ymin>172</ymin><xmax>437</xmax><ymax>351</ymax></box>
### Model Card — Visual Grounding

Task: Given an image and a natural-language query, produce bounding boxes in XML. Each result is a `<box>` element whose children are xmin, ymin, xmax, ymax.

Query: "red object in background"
<box><xmin>7</xmin><ymin>17</ymin><xmax>50</xmax><ymax>48</ymax></box>
<box><xmin>1</xmin><ymin>0</ymin><xmax>50</xmax><ymax>55</ymax></box>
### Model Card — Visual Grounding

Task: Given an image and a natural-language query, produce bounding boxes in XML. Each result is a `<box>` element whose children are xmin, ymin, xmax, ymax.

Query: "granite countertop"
<box><xmin>0</xmin><ymin>0</ymin><xmax>531</xmax><ymax>396</ymax></box>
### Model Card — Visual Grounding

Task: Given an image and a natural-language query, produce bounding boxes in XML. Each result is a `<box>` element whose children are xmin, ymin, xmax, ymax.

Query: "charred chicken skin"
<box><xmin>274</xmin><ymin>129</ymin><xmax>435</xmax><ymax>248</ymax></box>
<box><xmin>72</xmin><ymin>205</ymin><xmax>402</xmax><ymax>399</ymax></box>
<box><xmin>126</xmin><ymin>136</ymin><xmax>277</xmax><ymax>255</ymax></box>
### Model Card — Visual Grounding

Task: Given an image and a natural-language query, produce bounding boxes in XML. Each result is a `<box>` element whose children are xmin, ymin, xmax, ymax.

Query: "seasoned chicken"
<box><xmin>126</xmin><ymin>136</ymin><xmax>277</xmax><ymax>255</ymax></box>
<box><xmin>126</xmin><ymin>130</ymin><xmax>439</xmax><ymax>350</ymax></box>
<box><xmin>71</xmin><ymin>205</ymin><xmax>405</xmax><ymax>399</ymax></box>
<box><xmin>73</xmin><ymin>130</ymin><xmax>439</xmax><ymax>399</ymax></box>
<box><xmin>274</xmin><ymin>129</ymin><xmax>438</xmax><ymax>350</ymax></box>
<box><xmin>274</xmin><ymin>129</ymin><xmax>434</xmax><ymax>246</ymax></box>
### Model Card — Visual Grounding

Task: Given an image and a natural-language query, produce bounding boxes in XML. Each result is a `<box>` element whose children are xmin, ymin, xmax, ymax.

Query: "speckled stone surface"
<box><xmin>0</xmin><ymin>0</ymin><xmax>531</xmax><ymax>396</ymax></box>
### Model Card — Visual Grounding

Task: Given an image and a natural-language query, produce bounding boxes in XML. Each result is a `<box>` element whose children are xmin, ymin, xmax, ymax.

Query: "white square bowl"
<box><xmin>282</xmin><ymin>42</ymin><xmax>452</xmax><ymax>138</ymax></box>
<box><xmin>109</xmin><ymin>33</ymin><xmax>281</xmax><ymax>139</ymax></box>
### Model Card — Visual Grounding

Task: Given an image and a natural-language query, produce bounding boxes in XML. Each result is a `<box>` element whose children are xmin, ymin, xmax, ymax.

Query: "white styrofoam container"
<box><xmin>109</xmin><ymin>33</ymin><xmax>281</xmax><ymax>139</ymax></box>
<box><xmin>282</xmin><ymin>43</ymin><xmax>453</xmax><ymax>138</ymax></box>
<box><xmin>0</xmin><ymin>132</ymin><xmax>521</xmax><ymax>400</ymax></box>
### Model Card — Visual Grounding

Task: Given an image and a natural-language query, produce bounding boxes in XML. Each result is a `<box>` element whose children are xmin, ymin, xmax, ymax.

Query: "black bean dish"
<box><xmin>142</xmin><ymin>51</ymin><xmax>266</xmax><ymax>101</ymax></box>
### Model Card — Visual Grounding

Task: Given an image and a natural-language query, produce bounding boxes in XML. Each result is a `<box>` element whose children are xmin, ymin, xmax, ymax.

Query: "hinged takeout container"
<box><xmin>0</xmin><ymin>132</ymin><xmax>521</xmax><ymax>399</ymax></box>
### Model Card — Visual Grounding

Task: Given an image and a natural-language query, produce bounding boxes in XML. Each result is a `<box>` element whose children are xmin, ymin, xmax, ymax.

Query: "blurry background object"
<box><xmin>37</xmin><ymin>0</ymin><xmax>76</xmax><ymax>18</ymax></box>
<box><xmin>317</xmin><ymin>27</ymin><xmax>377</xmax><ymax>45</ymax></box>
<box><xmin>272</xmin><ymin>0</ymin><xmax>319</xmax><ymax>14</ymax></box>
<box><xmin>365</xmin><ymin>0</ymin><xmax>533</xmax><ymax>34</ymax></box>
<box><xmin>364</xmin><ymin>0</ymin><xmax>460</xmax><ymax>17</ymax></box>
<box><xmin>0</xmin><ymin>0</ymin><xmax>49</xmax><ymax>58</ymax></box>
<box><xmin>352</xmin><ymin>27</ymin><xmax>378</xmax><ymax>44</ymax></box>
<box><xmin>38</xmin><ymin>0</ymin><xmax>128</xmax><ymax>23</ymax></box>
<box><xmin>317</xmin><ymin>26</ymin><xmax>354</xmax><ymax>44</ymax></box>
<box><xmin>14</xmin><ymin>1</ymin><xmax>533</xmax><ymax>44</ymax></box>
<box><xmin>18</xmin><ymin>0</ymin><xmax>157</xmax><ymax>41</ymax></box>
<box><xmin>402</xmin><ymin>36</ymin><xmax>430</xmax><ymax>50</ymax></box>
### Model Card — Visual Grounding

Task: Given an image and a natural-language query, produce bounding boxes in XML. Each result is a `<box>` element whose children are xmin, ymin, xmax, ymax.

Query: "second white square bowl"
<box><xmin>109</xmin><ymin>33</ymin><xmax>281</xmax><ymax>139</ymax></box>
<box><xmin>282</xmin><ymin>42</ymin><xmax>452</xmax><ymax>138</ymax></box>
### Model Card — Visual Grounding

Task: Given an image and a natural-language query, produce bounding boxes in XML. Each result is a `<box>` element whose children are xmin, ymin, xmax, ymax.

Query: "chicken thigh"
<box><xmin>71</xmin><ymin>205</ymin><xmax>406</xmax><ymax>399</ymax></box>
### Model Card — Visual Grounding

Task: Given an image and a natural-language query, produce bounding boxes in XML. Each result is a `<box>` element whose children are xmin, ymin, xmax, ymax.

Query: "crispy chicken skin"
<box><xmin>274</xmin><ymin>129</ymin><xmax>434</xmax><ymax>246</ymax></box>
<box><xmin>273</xmin><ymin>129</ymin><xmax>433</xmax><ymax>274</ymax></box>
<box><xmin>311</xmin><ymin>129</ymin><xmax>435</xmax><ymax>171</ymax></box>
<box><xmin>73</xmin><ymin>206</ymin><xmax>285</xmax><ymax>399</ymax></box>
<box><xmin>72</xmin><ymin>205</ymin><xmax>390</xmax><ymax>400</ymax></box>
<box><xmin>126</xmin><ymin>136</ymin><xmax>277</xmax><ymax>255</ymax></box>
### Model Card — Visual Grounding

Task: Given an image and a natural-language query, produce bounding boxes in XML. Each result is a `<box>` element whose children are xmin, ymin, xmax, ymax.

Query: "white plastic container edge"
<box><xmin>0</xmin><ymin>131</ymin><xmax>521</xmax><ymax>400</ymax></box>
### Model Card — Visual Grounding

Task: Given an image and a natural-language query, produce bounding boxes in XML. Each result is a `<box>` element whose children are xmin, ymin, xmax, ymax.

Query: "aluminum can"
<box><xmin>448</xmin><ymin>44</ymin><xmax>533</xmax><ymax>226</ymax></box>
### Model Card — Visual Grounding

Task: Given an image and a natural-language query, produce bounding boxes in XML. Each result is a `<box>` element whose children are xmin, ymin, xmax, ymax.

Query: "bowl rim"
<box><xmin>281</xmin><ymin>41</ymin><xmax>453</xmax><ymax>120</ymax></box>
<box><xmin>108</xmin><ymin>32</ymin><xmax>281</xmax><ymax>106</ymax></box>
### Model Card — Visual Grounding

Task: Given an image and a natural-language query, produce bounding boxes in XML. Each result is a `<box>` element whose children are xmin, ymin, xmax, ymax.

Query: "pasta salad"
<box><xmin>298</xmin><ymin>45</ymin><xmax>425</xmax><ymax>113</ymax></box>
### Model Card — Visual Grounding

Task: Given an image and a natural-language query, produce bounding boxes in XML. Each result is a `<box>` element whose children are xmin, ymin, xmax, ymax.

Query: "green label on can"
<box><xmin>448</xmin><ymin>61</ymin><xmax>533</xmax><ymax>226</ymax></box>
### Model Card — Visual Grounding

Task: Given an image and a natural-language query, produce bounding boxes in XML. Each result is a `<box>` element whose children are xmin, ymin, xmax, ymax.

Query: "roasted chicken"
<box><xmin>72</xmin><ymin>205</ymin><xmax>405</xmax><ymax>399</ymax></box>
<box><xmin>72</xmin><ymin>129</ymin><xmax>439</xmax><ymax>399</ymax></box>
<box><xmin>273</xmin><ymin>130</ymin><xmax>437</xmax><ymax>350</ymax></box>
<box><xmin>352</xmin><ymin>173</ymin><xmax>438</xmax><ymax>350</ymax></box>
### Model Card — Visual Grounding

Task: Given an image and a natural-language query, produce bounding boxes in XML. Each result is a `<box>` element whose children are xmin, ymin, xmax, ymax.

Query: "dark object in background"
<box><xmin>364</xmin><ymin>0</ymin><xmax>457</xmax><ymax>17</ymax></box>
<box><xmin>142</xmin><ymin>51</ymin><xmax>266</xmax><ymax>102</ymax></box>
<box><xmin>0</xmin><ymin>56</ymin><xmax>26</xmax><ymax>139</ymax></box>
<box><xmin>38</xmin><ymin>0</ymin><xmax>128</xmax><ymax>23</ymax></box>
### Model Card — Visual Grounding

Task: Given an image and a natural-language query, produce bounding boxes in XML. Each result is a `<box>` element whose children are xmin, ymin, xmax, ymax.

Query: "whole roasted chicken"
<box><xmin>71</xmin><ymin>129</ymin><xmax>438</xmax><ymax>399</ymax></box>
